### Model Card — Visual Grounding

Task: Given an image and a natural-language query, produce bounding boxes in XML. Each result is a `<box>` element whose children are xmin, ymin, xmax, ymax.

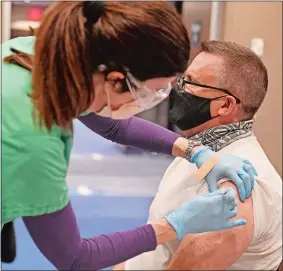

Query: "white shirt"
<box><xmin>125</xmin><ymin>135</ymin><xmax>282</xmax><ymax>270</ymax></box>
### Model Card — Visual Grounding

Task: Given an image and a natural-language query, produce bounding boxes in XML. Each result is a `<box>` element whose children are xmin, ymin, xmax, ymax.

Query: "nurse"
<box><xmin>2</xmin><ymin>2</ymin><xmax>256</xmax><ymax>270</ymax></box>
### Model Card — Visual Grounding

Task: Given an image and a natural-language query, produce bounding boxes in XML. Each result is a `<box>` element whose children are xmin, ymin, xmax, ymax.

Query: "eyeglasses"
<box><xmin>177</xmin><ymin>75</ymin><xmax>241</xmax><ymax>103</ymax></box>
<box><xmin>125</xmin><ymin>68</ymin><xmax>178</xmax><ymax>110</ymax></box>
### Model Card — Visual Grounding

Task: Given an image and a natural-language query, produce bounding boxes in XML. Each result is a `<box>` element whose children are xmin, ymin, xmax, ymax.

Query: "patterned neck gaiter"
<box><xmin>189</xmin><ymin>119</ymin><xmax>254</xmax><ymax>152</ymax></box>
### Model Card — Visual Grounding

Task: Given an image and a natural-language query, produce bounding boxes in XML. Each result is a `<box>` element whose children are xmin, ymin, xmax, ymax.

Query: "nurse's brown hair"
<box><xmin>4</xmin><ymin>1</ymin><xmax>190</xmax><ymax>130</ymax></box>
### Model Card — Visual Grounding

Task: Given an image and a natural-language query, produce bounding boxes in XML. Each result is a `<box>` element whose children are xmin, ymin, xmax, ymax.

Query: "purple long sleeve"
<box><xmin>79</xmin><ymin>114</ymin><xmax>180</xmax><ymax>155</ymax></box>
<box><xmin>23</xmin><ymin>202</ymin><xmax>157</xmax><ymax>270</ymax></box>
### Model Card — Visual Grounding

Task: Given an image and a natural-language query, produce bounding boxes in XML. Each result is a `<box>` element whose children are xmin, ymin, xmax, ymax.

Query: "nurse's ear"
<box><xmin>106</xmin><ymin>72</ymin><xmax>125</xmax><ymax>81</ymax></box>
<box><xmin>105</xmin><ymin>71</ymin><xmax>134</xmax><ymax>109</ymax></box>
<box><xmin>96</xmin><ymin>65</ymin><xmax>125</xmax><ymax>82</ymax></box>
<box><xmin>106</xmin><ymin>72</ymin><xmax>129</xmax><ymax>94</ymax></box>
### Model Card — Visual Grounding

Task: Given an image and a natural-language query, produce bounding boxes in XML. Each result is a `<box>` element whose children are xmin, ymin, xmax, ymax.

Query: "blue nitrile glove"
<box><xmin>191</xmin><ymin>147</ymin><xmax>258</xmax><ymax>202</ymax></box>
<box><xmin>165</xmin><ymin>188</ymin><xmax>246</xmax><ymax>239</ymax></box>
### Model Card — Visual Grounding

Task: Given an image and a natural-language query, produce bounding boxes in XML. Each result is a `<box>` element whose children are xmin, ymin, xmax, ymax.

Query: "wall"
<box><xmin>0</xmin><ymin>1</ymin><xmax>1</xmax><ymax>30</ymax></box>
<box><xmin>222</xmin><ymin>2</ymin><xmax>282</xmax><ymax>176</ymax></box>
<box><xmin>181</xmin><ymin>2</ymin><xmax>211</xmax><ymax>62</ymax></box>
<box><xmin>0</xmin><ymin>1</ymin><xmax>2</xmax><ymax>42</ymax></box>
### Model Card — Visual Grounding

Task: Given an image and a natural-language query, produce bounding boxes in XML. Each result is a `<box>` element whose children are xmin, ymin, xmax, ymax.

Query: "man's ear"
<box><xmin>217</xmin><ymin>96</ymin><xmax>237</xmax><ymax>116</ymax></box>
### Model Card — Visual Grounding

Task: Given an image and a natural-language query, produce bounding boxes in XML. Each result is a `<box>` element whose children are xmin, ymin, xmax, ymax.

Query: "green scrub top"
<box><xmin>2</xmin><ymin>36</ymin><xmax>72</xmax><ymax>224</ymax></box>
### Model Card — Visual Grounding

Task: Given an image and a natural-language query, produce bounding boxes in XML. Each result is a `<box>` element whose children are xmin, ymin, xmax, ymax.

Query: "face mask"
<box><xmin>169</xmin><ymin>86</ymin><xmax>226</xmax><ymax>130</ymax></box>
<box><xmin>95</xmin><ymin>88</ymin><xmax>145</xmax><ymax>119</ymax></box>
<box><xmin>96</xmin><ymin>102</ymin><xmax>145</xmax><ymax>119</ymax></box>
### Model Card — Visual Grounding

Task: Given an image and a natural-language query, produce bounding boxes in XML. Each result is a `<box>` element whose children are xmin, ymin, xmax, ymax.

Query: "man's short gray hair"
<box><xmin>201</xmin><ymin>40</ymin><xmax>268</xmax><ymax>118</ymax></box>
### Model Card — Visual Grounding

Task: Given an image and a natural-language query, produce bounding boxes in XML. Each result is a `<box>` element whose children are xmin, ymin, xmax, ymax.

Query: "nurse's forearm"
<box><xmin>23</xmin><ymin>202</ymin><xmax>176</xmax><ymax>270</ymax></box>
<box><xmin>79</xmin><ymin>113</ymin><xmax>179</xmax><ymax>154</ymax></box>
<box><xmin>79</xmin><ymin>114</ymin><xmax>200</xmax><ymax>157</ymax></box>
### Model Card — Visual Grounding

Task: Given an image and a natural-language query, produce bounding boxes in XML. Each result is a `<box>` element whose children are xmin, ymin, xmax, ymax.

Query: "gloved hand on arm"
<box><xmin>164</xmin><ymin>188</ymin><xmax>244</xmax><ymax>240</ymax></box>
<box><xmin>190</xmin><ymin>146</ymin><xmax>258</xmax><ymax>202</ymax></box>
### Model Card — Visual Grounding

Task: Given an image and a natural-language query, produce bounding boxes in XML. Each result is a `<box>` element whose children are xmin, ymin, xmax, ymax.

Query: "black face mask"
<box><xmin>169</xmin><ymin>86</ymin><xmax>226</xmax><ymax>131</ymax></box>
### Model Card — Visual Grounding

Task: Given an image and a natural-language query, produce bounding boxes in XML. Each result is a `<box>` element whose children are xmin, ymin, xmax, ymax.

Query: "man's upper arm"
<box><xmin>167</xmin><ymin>182</ymin><xmax>254</xmax><ymax>270</ymax></box>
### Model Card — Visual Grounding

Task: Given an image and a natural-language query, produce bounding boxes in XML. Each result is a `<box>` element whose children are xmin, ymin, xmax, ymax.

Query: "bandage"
<box><xmin>194</xmin><ymin>156</ymin><xmax>220</xmax><ymax>180</ymax></box>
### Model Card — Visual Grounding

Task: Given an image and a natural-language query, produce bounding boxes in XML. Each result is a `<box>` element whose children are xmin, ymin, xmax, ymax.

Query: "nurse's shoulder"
<box><xmin>2</xmin><ymin>37</ymin><xmax>70</xmax><ymax>224</ymax></box>
<box><xmin>2</xmin><ymin>36</ymin><xmax>62</xmax><ymax>137</ymax></box>
<box><xmin>2</xmin><ymin>36</ymin><xmax>35</xmax><ymax>56</ymax></box>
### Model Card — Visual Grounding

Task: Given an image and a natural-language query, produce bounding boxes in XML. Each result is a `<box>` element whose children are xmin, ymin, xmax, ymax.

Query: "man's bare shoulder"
<box><xmin>167</xmin><ymin>181</ymin><xmax>254</xmax><ymax>270</ymax></box>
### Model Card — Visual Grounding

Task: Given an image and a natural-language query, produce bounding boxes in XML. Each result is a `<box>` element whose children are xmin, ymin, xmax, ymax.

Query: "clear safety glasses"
<box><xmin>125</xmin><ymin>69</ymin><xmax>178</xmax><ymax>111</ymax></box>
<box><xmin>177</xmin><ymin>75</ymin><xmax>241</xmax><ymax>104</ymax></box>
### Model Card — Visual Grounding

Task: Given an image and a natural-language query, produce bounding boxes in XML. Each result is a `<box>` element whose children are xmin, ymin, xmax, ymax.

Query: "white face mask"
<box><xmin>94</xmin><ymin>88</ymin><xmax>145</xmax><ymax>119</ymax></box>
<box><xmin>93</xmin><ymin>67</ymin><xmax>176</xmax><ymax>119</ymax></box>
<box><xmin>96</xmin><ymin>102</ymin><xmax>145</xmax><ymax>119</ymax></box>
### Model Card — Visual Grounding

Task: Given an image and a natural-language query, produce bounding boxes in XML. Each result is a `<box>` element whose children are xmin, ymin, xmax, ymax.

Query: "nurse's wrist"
<box><xmin>172</xmin><ymin>137</ymin><xmax>189</xmax><ymax>158</ymax></box>
<box><xmin>189</xmin><ymin>145</ymin><xmax>210</xmax><ymax>163</ymax></box>
<box><xmin>171</xmin><ymin>137</ymin><xmax>205</xmax><ymax>160</ymax></box>
<box><xmin>190</xmin><ymin>145</ymin><xmax>206</xmax><ymax>157</ymax></box>
<box><xmin>151</xmin><ymin>218</ymin><xmax>178</xmax><ymax>245</ymax></box>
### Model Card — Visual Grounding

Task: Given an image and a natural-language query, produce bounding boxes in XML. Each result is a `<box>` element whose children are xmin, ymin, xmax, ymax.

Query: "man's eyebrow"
<box><xmin>185</xmin><ymin>72</ymin><xmax>200</xmax><ymax>84</ymax></box>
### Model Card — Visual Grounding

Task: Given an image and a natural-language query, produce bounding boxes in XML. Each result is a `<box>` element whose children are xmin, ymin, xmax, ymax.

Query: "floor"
<box><xmin>2</xmin><ymin>120</ymin><xmax>174</xmax><ymax>270</ymax></box>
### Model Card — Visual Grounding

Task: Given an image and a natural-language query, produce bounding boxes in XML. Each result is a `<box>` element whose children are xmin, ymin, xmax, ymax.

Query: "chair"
<box><xmin>1</xmin><ymin>221</ymin><xmax>16</xmax><ymax>263</ymax></box>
